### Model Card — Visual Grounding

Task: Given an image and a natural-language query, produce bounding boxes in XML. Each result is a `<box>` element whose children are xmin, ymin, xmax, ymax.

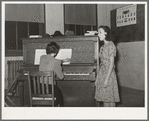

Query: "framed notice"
<box><xmin>116</xmin><ymin>4</ymin><xmax>137</xmax><ymax>27</ymax></box>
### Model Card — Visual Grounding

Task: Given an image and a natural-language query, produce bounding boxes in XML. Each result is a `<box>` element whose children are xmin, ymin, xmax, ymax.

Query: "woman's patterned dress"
<box><xmin>95</xmin><ymin>41</ymin><xmax>120</xmax><ymax>102</ymax></box>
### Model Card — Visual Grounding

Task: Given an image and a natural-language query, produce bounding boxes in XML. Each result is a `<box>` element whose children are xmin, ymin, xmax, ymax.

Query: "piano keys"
<box><xmin>64</xmin><ymin>72</ymin><xmax>89</xmax><ymax>75</ymax></box>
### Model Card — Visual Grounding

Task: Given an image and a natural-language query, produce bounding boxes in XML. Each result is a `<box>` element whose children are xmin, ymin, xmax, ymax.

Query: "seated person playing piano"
<box><xmin>39</xmin><ymin>42</ymin><xmax>69</xmax><ymax>106</ymax></box>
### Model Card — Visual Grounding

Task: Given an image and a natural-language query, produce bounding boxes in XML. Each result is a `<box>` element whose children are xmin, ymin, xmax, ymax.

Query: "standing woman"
<box><xmin>95</xmin><ymin>26</ymin><xmax>120</xmax><ymax>107</ymax></box>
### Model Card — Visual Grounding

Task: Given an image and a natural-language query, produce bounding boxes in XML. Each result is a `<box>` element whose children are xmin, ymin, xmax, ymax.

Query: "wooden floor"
<box><xmin>6</xmin><ymin>86</ymin><xmax>144</xmax><ymax>107</ymax></box>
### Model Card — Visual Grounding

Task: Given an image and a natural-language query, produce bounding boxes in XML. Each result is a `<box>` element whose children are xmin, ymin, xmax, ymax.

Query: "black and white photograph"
<box><xmin>1</xmin><ymin>1</ymin><xmax>148</xmax><ymax>120</ymax></box>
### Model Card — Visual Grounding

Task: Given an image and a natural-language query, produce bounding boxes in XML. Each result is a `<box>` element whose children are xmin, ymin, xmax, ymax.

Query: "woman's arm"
<box><xmin>104</xmin><ymin>56</ymin><xmax>114</xmax><ymax>87</ymax></box>
<box><xmin>55</xmin><ymin>60</ymin><xmax>64</xmax><ymax>80</ymax></box>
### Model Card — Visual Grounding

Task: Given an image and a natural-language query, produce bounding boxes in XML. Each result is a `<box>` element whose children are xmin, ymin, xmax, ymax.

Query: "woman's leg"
<box><xmin>103</xmin><ymin>102</ymin><xmax>116</xmax><ymax>107</ymax></box>
<box><xmin>109</xmin><ymin>102</ymin><xmax>116</xmax><ymax>107</ymax></box>
<box><xmin>96</xmin><ymin>101</ymin><xmax>101</xmax><ymax>107</ymax></box>
<box><xmin>54</xmin><ymin>85</ymin><xmax>64</xmax><ymax>106</ymax></box>
<box><xmin>103</xmin><ymin>102</ymin><xmax>110</xmax><ymax>107</ymax></box>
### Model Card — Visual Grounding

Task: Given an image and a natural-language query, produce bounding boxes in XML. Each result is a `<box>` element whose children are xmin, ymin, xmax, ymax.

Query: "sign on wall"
<box><xmin>116</xmin><ymin>4</ymin><xmax>137</xmax><ymax>27</ymax></box>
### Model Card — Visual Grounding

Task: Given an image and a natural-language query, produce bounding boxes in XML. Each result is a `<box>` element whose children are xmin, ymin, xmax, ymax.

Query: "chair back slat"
<box><xmin>33</xmin><ymin>77</ymin><xmax>37</xmax><ymax>94</ymax></box>
<box><xmin>27</xmin><ymin>71</ymin><xmax>55</xmax><ymax>107</ymax></box>
<box><xmin>37</xmin><ymin>77</ymin><xmax>40</xmax><ymax>94</ymax></box>
<box><xmin>41</xmin><ymin>76</ymin><xmax>45</xmax><ymax>94</ymax></box>
<box><xmin>46</xmin><ymin>77</ymin><xmax>49</xmax><ymax>94</ymax></box>
<box><xmin>52</xmin><ymin>76</ymin><xmax>54</xmax><ymax>106</ymax></box>
<box><xmin>28</xmin><ymin>72</ymin><xmax>32</xmax><ymax>106</ymax></box>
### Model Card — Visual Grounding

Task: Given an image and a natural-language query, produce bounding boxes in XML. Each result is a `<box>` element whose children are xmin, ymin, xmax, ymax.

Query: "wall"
<box><xmin>116</xmin><ymin>42</ymin><xmax>145</xmax><ymax>90</ymax></box>
<box><xmin>45</xmin><ymin>4</ymin><xmax>64</xmax><ymax>35</ymax></box>
<box><xmin>97</xmin><ymin>4</ymin><xmax>128</xmax><ymax>27</ymax></box>
<box><xmin>113</xmin><ymin>4</ymin><xmax>145</xmax><ymax>90</ymax></box>
<box><xmin>97</xmin><ymin>4</ymin><xmax>145</xmax><ymax>90</ymax></box>
<box><xmin>97</xmin><ymin>4</ymin><xmax>112</xmax><ymax>27</ymax></box>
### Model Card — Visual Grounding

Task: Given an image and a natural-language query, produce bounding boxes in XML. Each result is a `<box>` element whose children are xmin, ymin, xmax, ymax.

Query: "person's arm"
<box><xmin>104</xmin><ymin>57</ymin><xmax>114</xmax><ymax>87</ymax></box>
<box><xmin>104</xmin><ymin>43</ymin><xmax>116</xmax><ymax>87</ymax></box>
<box><xmin>55</xmin><ymin>60</ymin><xmax>64</xmax><ymax>80</ymax></box>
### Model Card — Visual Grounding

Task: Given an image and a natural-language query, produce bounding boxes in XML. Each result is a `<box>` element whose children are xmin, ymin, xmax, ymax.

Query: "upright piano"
<box><xmin>20</xmin><ymin>36</ymin><xmax>99</xmax><ymax>107</ymax></box>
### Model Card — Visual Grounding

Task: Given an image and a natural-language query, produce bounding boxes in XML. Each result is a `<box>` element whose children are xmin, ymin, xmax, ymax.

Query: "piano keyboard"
<box><xmin>24</xmin><ymin>72</ymin><xmax>90</xmax><ymax>76</ymax></box>
<box><xmin>64</xmin><ymin>72</ymin><xmax>89</xmax><ymax>75</ymax></box>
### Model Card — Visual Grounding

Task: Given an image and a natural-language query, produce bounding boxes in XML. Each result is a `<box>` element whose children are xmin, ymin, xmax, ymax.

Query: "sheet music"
<box><xmin>34</xmin><ymin>49</ymin><xmax>46</xmax><ymax>65</ymax></box>
<box><xmin>34</xmin><ymin>49</ymin><xmax>72</xmax><ymax>65</ymax></box>
<box><xmin>55</xmin><ymin>49</ymin><xmax>72</xmax><ymax>64</ymax></box>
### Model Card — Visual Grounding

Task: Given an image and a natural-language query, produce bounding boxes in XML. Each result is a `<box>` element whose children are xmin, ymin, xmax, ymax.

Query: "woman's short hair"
<box><xmin>46</xmin><ymin>42</ymin><xmax>60</xmax><ymax>55</ymax></box>
<box><xmin>98</xmin><ymin>26</ymin><xmax>111</xmax><ymax>41</ymax></box>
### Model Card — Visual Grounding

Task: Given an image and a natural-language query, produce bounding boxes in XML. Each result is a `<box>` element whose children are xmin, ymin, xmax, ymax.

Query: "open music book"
<box><xmin>34</xmin><ymin>49</ymin><xmax>72</xmax><ymax>65</ymax></box>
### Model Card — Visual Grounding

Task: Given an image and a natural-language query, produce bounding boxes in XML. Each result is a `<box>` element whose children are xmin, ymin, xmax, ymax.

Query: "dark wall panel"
<box><xmin>18</xmin><ymin>22</ymin><xmax>28</xmax><ymax>50</ymax></box>
<box><xmin>65</xmin><ymin>4</ymin><xmax>96</xmax><ymax>26</ymax></box>
<box><xmin>29</xmin><ymin>22</ymin><xmax>39</xmax><ymax>35</ymax></box>
<box><xmin>111</xmin><ymin>4</ymin><xmax>145</xmax><ymax>43</ymax></box>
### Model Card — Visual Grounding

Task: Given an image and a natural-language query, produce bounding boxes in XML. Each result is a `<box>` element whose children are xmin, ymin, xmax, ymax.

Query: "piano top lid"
<box><xmin>22</xmin><ymin>35</ymin><xmax>99</xmax><ymax>43</ymax></box>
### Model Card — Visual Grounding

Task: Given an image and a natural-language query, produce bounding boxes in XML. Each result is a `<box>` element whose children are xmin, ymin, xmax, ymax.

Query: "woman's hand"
<box><xmin>62</xmin><ymin>58</ymin><xmax>70</xmax><ymax>63</ymax></box>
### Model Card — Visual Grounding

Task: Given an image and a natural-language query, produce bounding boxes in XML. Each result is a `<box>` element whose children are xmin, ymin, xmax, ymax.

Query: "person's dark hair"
<box><xmin>46</xmin><ymin>42</ymin><xmax>60</xmax><ymax>55</ymax></box>
<box><xmin>98</xmin><ymin>26</ymin><xmax>111</xmax><ymax>41</ymax></box>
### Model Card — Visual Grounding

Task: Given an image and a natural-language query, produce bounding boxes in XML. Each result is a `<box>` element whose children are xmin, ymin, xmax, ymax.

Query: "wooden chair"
<box><xmin>5</xmin><ymin>76</ymin><xmax>18</xmax><ymax>107</ymax></box>
<box><xmin>28</xmin><ymin>71</ymin><xmax>55</xmax><ymax>107</ymax></box>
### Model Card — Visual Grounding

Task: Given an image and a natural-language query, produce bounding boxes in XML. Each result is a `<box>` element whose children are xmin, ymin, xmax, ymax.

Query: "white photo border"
<box><xmin>1</xmin><ymin>1</ymin><xmax>148</xmax><ymax>120</ymax></box>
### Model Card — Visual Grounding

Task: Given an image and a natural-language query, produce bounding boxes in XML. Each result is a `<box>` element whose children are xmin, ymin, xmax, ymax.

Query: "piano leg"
<box><xmin>90</xmin><ymin>81</ymin><xmax>96</xmax><ymax>106</ymax></box>
<box><xmin>18</xmin><ymin>79</ymin><xmax>30</xmax><ymax>107</ymax></box>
